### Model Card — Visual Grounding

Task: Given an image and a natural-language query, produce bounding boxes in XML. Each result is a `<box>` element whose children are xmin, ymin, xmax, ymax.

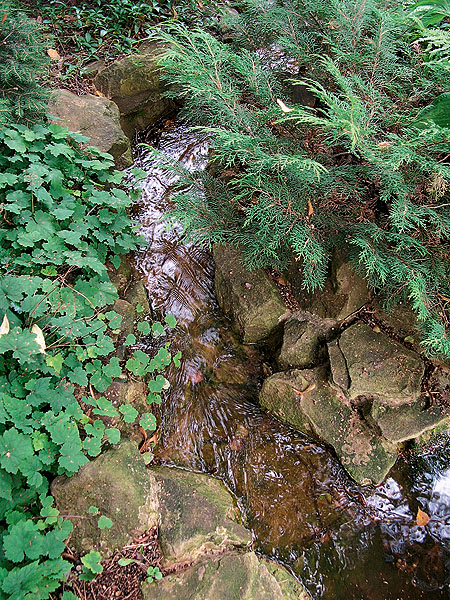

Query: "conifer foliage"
<box><xmin>152</xmin><ymin>0</ymin><xmax>450</xmax><ymax>358</ymax></box>
<box><xmin>0</xmin><ymin>0</ymin><xmax>49</xmax><ymax>125</ymax></box>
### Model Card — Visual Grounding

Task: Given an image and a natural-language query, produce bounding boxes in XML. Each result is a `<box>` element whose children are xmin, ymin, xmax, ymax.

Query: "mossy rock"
<box><xmin>213</xmin><ymin>244</ymin><xmax>288</xmax><ymax>344</ymax></box>
<box><xmin>142</xmin><ymin>552</ymin><xmax>308</xmax><ymax>600</ymax></box>
<box><xmin>48</xmin><ymin>90</ymin><xmax>132</xmax><ymax>169</ymax></box>
<box><xmin>125</xmin><ymin>281</ymin><xmax>151</xmax><ymax>318</ymax></box>
<box><xmin>277</xmin><ymin>318</ymin><xmax>324</xmax><ymax>370</ymax></box>
<box><xmin>338</xmin><ymin>322</ymin><xmax>424</xmax><ymax>404</ymax></box>
<box><xmin>51</xmin><ymin>440</ymin><xmax>158</xmax><ymax>556</ymax></box>
<box><xmin>259</xmin><ymin>370</ymin><xmax>314</xmax><ymax>433</ymax></box>
<box><xmin>151</xmin><ymin>466</ymin><xmax>250</xmax><ymax>566</ymax></box>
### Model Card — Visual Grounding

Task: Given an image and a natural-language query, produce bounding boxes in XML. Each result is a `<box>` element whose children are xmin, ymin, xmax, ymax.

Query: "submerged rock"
<box><xmin>213</xmin><ymin>244</ymin><xmax>288</xmax><ymax>344</ymax></box>
<box><xmin>48</xmin><ymin>89</ymin><xmax>132</xmax><ymax>169</ymax></box>
<box><xmin>142</xmin><ymin>552</ymin><xmax>308</xmax><ymax>600</ymax></box>
<box><xmin>337</xmin><ymin>322</ymin><xmax>424</xmax><ymax>404</ymax></box>
<box><xmin>152</xmin><ymin>466</ymin><xmax>250</xmax><ymax>567</ymax></box>
<box><xmin>51</xmin><ymin>440</ymin><xmax>158</xmax><ymax>556</ymax></box>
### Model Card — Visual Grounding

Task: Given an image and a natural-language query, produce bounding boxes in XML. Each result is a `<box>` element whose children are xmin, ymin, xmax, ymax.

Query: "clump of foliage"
<box><xmin>151</xmin><ymin>0</ymin><xmax>450</xmax><ymax>358</ymax></box>
<box><xmin>0</xmin><ymin>123</ymin><xmax>176</xmax><ymax>598</ymax></box>
<box><xmin>0</xmin><ymin>0</ymin><xmax>50</xmax><ymax>125</ymax></box>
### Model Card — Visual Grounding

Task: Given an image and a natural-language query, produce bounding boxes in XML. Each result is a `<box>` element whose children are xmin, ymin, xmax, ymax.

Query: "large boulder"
<box><xmin>142</xmin><ymin>552</ymin><xmax>308</xmax><ymax>600</ymax></box>
<box><xmin>213</xmin><ymin>244</ymin><xmax>288</xmax><ymax>344</ymax></box>
<box><xmin>51</xmin><ymin>440</ymin><xmax>158</xmax><ymax>556</ymax></box>
<box><xmin>152</xmin><ymin>466</ymin><xmax>250</xmax><ymax>567</ymax></box>
<box><xmin>94</xmin><ymin>45</ymin><xmax>174</xmax><ymax>136</ymax></box>
<box><xmin>48</xmin><ymin>89</ymin><xmax>132</xmax><ymax>169</ymax></box>
<box><xmin>336</xmin><ymin>322</ymin><xmax>425</xmax><ymax>404</ymax></box>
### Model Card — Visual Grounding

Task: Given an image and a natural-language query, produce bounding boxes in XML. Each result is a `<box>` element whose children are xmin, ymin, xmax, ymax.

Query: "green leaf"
<box><xmin>415</xmin><ymin>92</ymin><xmax>450</xmax><ymax>129</ymax></box>
<box><xmin>137</xmin><ymin>321</ymin><xmax>151</xmax><ymax>335</ymax></box>
<box><xmin>151</xmin><ymin>322</ymin><xmax>165</xmax><ymax>337</ymax></box>
<box><xmin>81</xmin><ymin>550</ymin><xmax>103</xmax><ymax>574</ymax></box>
<box><xmin>89</xmin><ymin>506</ymin><xmax>100</xmax><ymax>515</ymax></box>
<box><xmin>46</xmin><ymin>354</ymin><xmax>64</xmax><ymax>374</ymax></box>
<box><xmin>173</xmin><ymin>350</ymin><xmax>182</xmax><ymax>368</ymax></box>
<box><xmin>124</xmin><ymin>334</ymin><xmax>136</xmax><ymax>346</ymax></box>
<box><xmin>0</xmin><ymin>428</ymin><xmax>34</xmax><ymax>474</ymax></box>
<box><xmin>103</xmin><ymin>357</ymin><xmax>122</xmax><ymax>378</ymax></box>
<box><xmin>118</xmin><ymin>558</ymin><xmax>134</xmax><ymax>566</ymax></box>
<box><xmin>98</xmin><ymin>516</ymin><xmax>113</xmax><ymax>530</ymax></box>
<box><xmin>142</xmin><ymin>451</ymin><xmax>154</xmax><ymax>465</ymax></box>
<box><xmin>62</xmin><ymin>592</ymin><xmax>78</xmax><ymax>600</ymax></box>
<box><xmin>110</xmin><ymin>255</ymin><xmax>121</xmax><ymax>269</ymax></box>
<box><xmin>3</xmin><ymin>519</ymin><xmax>44</xmax><ymax>562</ymax></box>
<box><xmin>136</xmin><ymin>303</ymin><xmax>144</xmax><ymax>314</ymax></box>
<box><xmin>119</xmin><ymin>403</ymin><xmax>138</xmax><ymax>423</ymax></box>
<box><xmin>106</xmin><ymin>428</ymin><xmax>121</xmax><ymax>444</ymax></box>
<box><xmin>140</xmin><ymin>412</ymin><xmax>157</xmax><ymax>432</ymax></box>
<box><xmin>164</xmin><ymin>314</ymin><xmax>177</xmax><ymax>329</ymax></box>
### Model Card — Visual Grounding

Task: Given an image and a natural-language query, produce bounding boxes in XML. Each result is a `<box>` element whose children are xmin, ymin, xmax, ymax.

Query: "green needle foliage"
<box><xmin>0</xmin><ymin>0</ymin><xmax>50</xmax><ymax>125</ymax></box>
<box><xmin>0</xmin><ymin>123</ymin><xmax>177</xmax><ymax>597</ymax></box>
<box><xmin>151</xmin><ymin>0</ymin><xmax>450</xmax><ymax>358</ymax></box>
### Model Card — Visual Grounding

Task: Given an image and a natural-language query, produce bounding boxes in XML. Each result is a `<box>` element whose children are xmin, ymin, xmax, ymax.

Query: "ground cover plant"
<box><xmin>151</xmin><ymin>0</ymin><xmax>450</xmax><ymax>358</ymax></box>
<box><xmin>0</xmin><ymin>122</ymin><xmax>178</xmax><ymax>598</ymax></box>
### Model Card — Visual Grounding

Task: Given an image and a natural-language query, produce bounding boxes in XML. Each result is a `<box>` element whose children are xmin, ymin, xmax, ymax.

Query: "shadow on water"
<box><xmin>131</xmin><ymin>122</ymin><xmax>450</xmax><ymax>599</ymax></box>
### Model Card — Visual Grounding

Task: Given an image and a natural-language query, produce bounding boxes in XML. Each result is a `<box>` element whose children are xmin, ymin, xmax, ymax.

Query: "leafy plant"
<box><xmin>0</xmin><ymin>0</ymin><xmax>50</xmax><ymax>124</ymax></box>
<box><xmin>0</xmin><ymin>122</ymin><xmax>179</xmax><ymax>597</ymax></box>
<box><xmin>151</xmin><ymin>0</ymin><xmax>450</xmax><ymax>358</ymax></box>
<box><xmin>146</xmin><ymin>565</ymin><xmax>163</xmax><ymax>583</ymax></box>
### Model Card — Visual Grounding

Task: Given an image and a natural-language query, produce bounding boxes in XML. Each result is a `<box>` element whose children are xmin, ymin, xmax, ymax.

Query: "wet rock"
<box><xmin>151</xmin><ymin>466</ymin><xmax>250</xmax><ymax>566</ymax></box>
<box><xmin>142</xmin><ymin>552</ymin><xmax>308</xmax><ymax>600</ymax></box>
<box><xmin>48</xmin><ymin>90</ymin><xmax>132</xmax><ymax>169</ymax></box>
<box><xmin>94</xmin><ymin>46</ymin><xmax>174</xmax><ymax>136</ymax></box>
<box><xmin>213</xmin><ymin>244</ymin><xmax>288</xmax><ymax>344</ymax></box>
<box><xmin>372</xmin><ymin>396</ymin><xmax>450</xmax><ymax>444</ymax></box>
<box><xmin>259</xmin><ymin>370</ymin><xmax>314</xmax><ymax>433</ymax></box>
<box><xmin>277</xmin><ymin>318</ymin><xmax>323</xmax><ymax>370</ymax></box>
<box><xmin>52</xmin><ymin>440</ymin><xmax>158</xmax><ymax>556</ymax></box>
<box><xmin>337</xmin><ymin>322</ymin><xmax>424</xmax><ymax>404</ymax></box>
<box><xmin>328</xmin><ymin>339</ymin><xmax>350</xmax><ymax>391</ymax></box>
<box><xmin>112</xmin><ymin>298</ymin><xmax>135</xmax><ymax>340</ymax></box>
<box><xmin>298</xmin><ymin>369</ymin><xmax>398</xmax><ymax>485</ymax></box>
<box><xmin>287</xmin><ymin>253</ymin><xmax>370</xmax><ymax>321</ymax></box>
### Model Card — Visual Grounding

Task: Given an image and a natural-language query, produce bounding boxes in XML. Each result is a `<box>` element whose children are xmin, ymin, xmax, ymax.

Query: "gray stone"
<box><xmin>151</xmin><ymin>467</ymin><xmax>251</xmax><ymax>567</ymax></box>
<box><xmin>142</xmin><ymin>552</ymin><xmax>308</xmax><ymax>600</ymax></box>
<box><xmin>259</xmin><ymin>370</ymin><xmax>314</xmax><ymax>433</ymax></box>
<box><xmin>328</xmin><ymin>339</ymin><xmax>350</xmax><ymax>391</ymax></box>
<box><xmin>337</xmin><ymin>322</ymin><xmax>424</xmax><ymax>405</ymax></box>
<box><xmin>277</xmin><ymin>319</ymin><xmax>323</xmax><ymax>369</ymax></box>
<box><xmin>48</xmin><ymin>90</ymin><xmax>132</xmax><ymax>169</ymax></box>
<box><xmin>52</xmin><ymin>440</ymin><xmax>158</xmax><ymax>556</ymax></box>
<box><xmin>214</xmin><ymin>244</ymin><xmax>288</xmax><ymax>344</ymax></box>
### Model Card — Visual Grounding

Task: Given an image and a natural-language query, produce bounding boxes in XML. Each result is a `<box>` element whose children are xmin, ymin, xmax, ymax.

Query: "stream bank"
<box><xmin>50</xmin><ymin>49</ymin><xmax>450</xmax><ymax>599</ymax></box>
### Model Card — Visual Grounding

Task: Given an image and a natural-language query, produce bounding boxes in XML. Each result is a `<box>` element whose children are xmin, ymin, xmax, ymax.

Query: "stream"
<box><xmin>131</xmin><ymin>122</ymin><xmax>450</xmax><ymax>599</ymax></box>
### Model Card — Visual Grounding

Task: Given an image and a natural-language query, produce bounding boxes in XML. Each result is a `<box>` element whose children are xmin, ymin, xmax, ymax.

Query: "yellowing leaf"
<box><xmin>276</xmin><ymin>98</ymin><xmax>294</xmax><ymax>113</ymax></box>
<box><xmin>416</xmin><ymin>507</ymin><xmax>430</xmax><ymax>527</ymax></box>
<box><xmin>31</xmin><ymin>324</ymin><xmax>46</xmax><ymax>354</ymax></box>
<box><xmin>47</xmin><ymin>48</ymin><xmax>61</xmax><ymax>61</ymax></box>
<box><xmin>0</xmin><ymin>314</ymin><xmax>9</xmax><ymax>336</ymax></box>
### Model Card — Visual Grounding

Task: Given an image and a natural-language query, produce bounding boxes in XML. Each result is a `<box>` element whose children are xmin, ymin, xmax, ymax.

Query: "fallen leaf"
<box><xmin>47</xmin><ymin>48</ymin><xmax>60</xmax><ymax>60</ymax></box>
<box><xmin>31</xmin><ymin>324</ymin><xmax>46</xmax><ymax>354</ymax></box>
<box><xmin>416</xmin><ymin>507</ymin><xmax>430</xmax><ymax>526</ymax></box>
<box><xmin>95</xmin><ymin>90</ymin><xmax>105</xmax><ymax>97</ymax></box>
<box><xmin>276</xmin><ymin>98</ymin><xmax>294</xmax><ymax>113</ymax></box>
<box><xmin>1</xmin><ymin>13</ymin><xmax>7</xmax><ymax>23</ymax></box>
<box><xmin>307</xmin><ymin>199</ymin><xmax>314</xmax><ymax>216</ymax></box>
<box><xmin>0</xmin><ymin>314</ymin><xmax>9</xmax><ymax>336</ymax></box>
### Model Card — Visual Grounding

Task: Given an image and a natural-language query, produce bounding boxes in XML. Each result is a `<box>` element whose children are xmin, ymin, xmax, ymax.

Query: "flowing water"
<box><xmin>131</xmin><ymin>122</ymin><xmax>450</xmax><ymax>599</ymax></box>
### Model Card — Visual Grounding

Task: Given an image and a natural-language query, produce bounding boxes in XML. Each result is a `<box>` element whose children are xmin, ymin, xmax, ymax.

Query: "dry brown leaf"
<box><xmin>95</xmin><ymin>90</ymin><xmax>105</xmax><ymax>97</ymax></box>
<box><xmin>0</xmin><ymin>314</ymin><xmax>9</xmax><ymax>336</ymax></box>
<box><xmin>31</xmin><ymin>324</ymin><xmax>46</xmax><ymax>354</ymax></box>
<box><xmin>47</xmin><ymin>48</ymin><xmax>61</xmax><ymax>61</ymax></box>
<box><xmin>1</xmin><ymin>13</ymin><xmax>7</xmax><ymax>23</ymax></box>
<box><xmin>307</xmin><ymin>199</ymin><xmax>314</xmax><ymax>216</ymax></box>
<box><xmin>416</xmin><ymin>507</ymin><xmax>430</xmax><ymax>527</ymax></box>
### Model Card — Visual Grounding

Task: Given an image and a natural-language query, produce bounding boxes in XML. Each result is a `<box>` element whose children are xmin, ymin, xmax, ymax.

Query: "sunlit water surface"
<box><xmin>131</xmin><ymin>123</ymin><xmax>450</xmax><ymax>599</ymax></box>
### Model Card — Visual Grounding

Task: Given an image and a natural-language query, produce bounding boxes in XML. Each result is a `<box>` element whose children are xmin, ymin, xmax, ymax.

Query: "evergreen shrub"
<box><xmin>152</xmin><ymin>0</ymin><xmax>450</xmax><ymax>358</ymax></box>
